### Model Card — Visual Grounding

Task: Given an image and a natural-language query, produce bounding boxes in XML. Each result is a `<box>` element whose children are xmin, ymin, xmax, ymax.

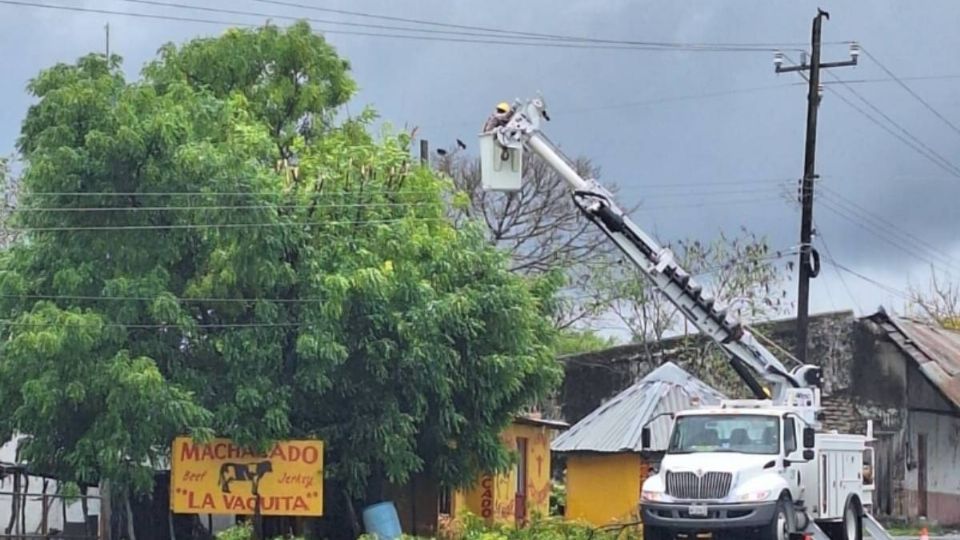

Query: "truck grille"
<box><xmin>665</xmin><ymin>471</ymin><xmax>733</xmax><ymax>500</ymax></box>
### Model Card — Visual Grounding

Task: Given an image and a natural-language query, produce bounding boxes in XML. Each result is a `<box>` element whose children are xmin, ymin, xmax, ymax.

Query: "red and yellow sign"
<box><xmin>170</xmin><ymin>437</ymin><xmax>324</xmax><ymax>516</ymax></box>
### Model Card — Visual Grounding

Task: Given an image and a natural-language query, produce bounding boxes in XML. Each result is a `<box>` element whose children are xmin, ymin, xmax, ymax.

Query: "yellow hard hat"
<box><xmin>496</xmin><ymin>102</ymin><xmax>510</xmax><ymax>113</ymax></box>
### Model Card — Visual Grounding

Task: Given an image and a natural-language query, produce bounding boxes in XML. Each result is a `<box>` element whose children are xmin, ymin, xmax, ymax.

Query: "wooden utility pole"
<box><xmin>775</xmin><ymin>9</ymin><xmax>858</xmax><ymax>363</ymax></box>
<box><xmin>419</xmin><ymin>139</ymin><xmax>429</xmax><ymax>165</ymax></box>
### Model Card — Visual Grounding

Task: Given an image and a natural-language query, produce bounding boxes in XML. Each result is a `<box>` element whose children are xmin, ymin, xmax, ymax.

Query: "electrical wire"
<box><xmin>819</xmin><ymin>257</ymin><xmax>911</xmax><ymax>301</ymax></box>
<box><xmin>14</xmin><ymin>178</ymin><xmax>793</xmax><ymax>198</ymax></box>
<box><xmin>821</xmin><ymin>69</ymin><xmax>960</xmax><ymax>178</ymax></box>
<box><xmin>15</xmin><ymin>189</ymin><xmax>441</xmax><ymax>197</ymax></box>
<box><xmin>4</xmin><ymin>216</ymin><xmax>445</xmax><ymax>232</ymax></box>
<box><xmin>814</xmin><ymin>222</ymin><xmax>863</xmax><ymax>314</ymax></box>
<box><xmin>816</xmin><ymin>197</ymin><xmax>959</xmax><ymax>278</ymax></box>
<box><xmin>6</xmin><ymin>183</ymin><xmax>793</xmax><ymax>214</ymax></box>
<box><xmin>861</xmin><ymin>47</ymin><xmax>960</xmax><ymax>140</ymax></box>
<box><xmin>0</xmin><ymin>0</ymin><xmax>797</xmax><ymax>53</ymax></box>
<box><xmin>780</xmin><ymin>53</ymin><xmax>960</xmax><ymax>180</ymax></box>
<box><xmin>817</xmin><ymin>184</ymin><xmax>960</xmax><ymax>269</ymax></box>
<box><xmin>247</xmin><ymin>0</ymin><xmax>815</xmax><ymax>51</ymax></box>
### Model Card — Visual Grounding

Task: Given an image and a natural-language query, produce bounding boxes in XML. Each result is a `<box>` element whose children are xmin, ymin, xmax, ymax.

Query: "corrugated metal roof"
<box><xmin>873</xmin><ymin>311</ymin><xmax>960</xmax><ymax>411</ymax></box>
<box><xmin>551</xmin><ymin>361</ymin><xmax>726</xmax><ymax>454</ymax></box>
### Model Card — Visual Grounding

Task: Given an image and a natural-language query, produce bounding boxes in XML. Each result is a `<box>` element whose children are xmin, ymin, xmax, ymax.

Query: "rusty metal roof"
<box><xmin>550</xmin><ymin>361</ymin><xmax>726</xmax><ymax>454</ymax></box>
<box><xmin>871</xmin><ymin>310</ymin><xmax>960</xmax><ymax>412</ymax></box>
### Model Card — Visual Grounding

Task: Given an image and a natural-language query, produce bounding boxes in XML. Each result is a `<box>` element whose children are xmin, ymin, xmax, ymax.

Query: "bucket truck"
<box><xmin>478</xmin><ymin>96</ymin><xmax>893</xmax><ymax>540</ymax></box>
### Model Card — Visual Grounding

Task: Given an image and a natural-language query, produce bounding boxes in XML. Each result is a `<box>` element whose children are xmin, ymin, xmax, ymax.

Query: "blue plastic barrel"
<box><xmin>362</xmin><ymin>501</ymin><xmax>402</xmax><ymax>539</ymax></box>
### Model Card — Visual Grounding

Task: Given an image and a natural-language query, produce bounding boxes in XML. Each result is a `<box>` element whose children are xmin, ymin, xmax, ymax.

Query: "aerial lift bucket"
<box><xmin>479</xmin><ymin>132</ymin><xmax>523</xmax><ymax>192</ymax></box>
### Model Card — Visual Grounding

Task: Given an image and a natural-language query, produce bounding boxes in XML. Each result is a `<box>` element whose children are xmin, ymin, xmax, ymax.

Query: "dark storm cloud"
<box><xmin>3</xmin><ymin>0</ymin><xmax>960</xmax><ymax>315</ymax></box>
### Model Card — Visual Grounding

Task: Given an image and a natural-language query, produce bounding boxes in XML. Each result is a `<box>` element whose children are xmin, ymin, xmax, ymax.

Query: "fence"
<box><xmin>0</xmin><ymin>491</ymin><xmax>102</xmax><ymax>540</ymax></box>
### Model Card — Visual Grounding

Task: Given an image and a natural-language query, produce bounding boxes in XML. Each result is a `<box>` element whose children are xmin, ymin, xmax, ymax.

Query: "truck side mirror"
<box><xmin>641</xmin><ymin>427</ymin><xmax>651</xmax><ymax>450</ymax></box>
<box><xmin>803</xmin><ymin>449</ymin><xmax>815</xmax><ymax>461</ymax></box>
<box><xmin>803</xmin><ymin>427</ymin><xmax>815</xmax><ymax>449</ymax></box>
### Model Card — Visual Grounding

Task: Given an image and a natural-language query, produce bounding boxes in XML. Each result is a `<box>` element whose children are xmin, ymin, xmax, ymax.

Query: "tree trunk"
<box><xmin>20</xmin><ymin>473</ymin><xmax>29</xmax><ymax>536</ymax></box>
<box><xmin>124</xmin><ymin>494</ymin><xmax>136</xmax><ymax>540</ymax></box>
<box><xmin>6</xmin><ymin>470</ymin><xmax>21</xmax><ymax>534</ymax></box>
<box><xmin>81</xmin><ymin>485</ymin><xmax>91</xmax><ymax>538</ymax></box>
<box><xmin>35</xmin><ymin>479</ymin><xmax>49</xmax><ymax>535</ymax></box>
<box><xmin>344</xmin><ymin>493</ymin><xmax>361</xmax><ymax>539</ymax></box>
<box><xmin>167</xmin><ymin>510</ymin><xmax>176</xmax><ymax>540</ymax></box>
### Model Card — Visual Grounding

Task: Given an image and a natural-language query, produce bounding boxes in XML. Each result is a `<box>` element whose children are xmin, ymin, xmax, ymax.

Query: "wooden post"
<box><xmin>99</xmin><ymin>481</ymin><xmax>111</xmax><ymax>540</ymax></box>
<box><xmin>41</xmin><ymin>493</ymin><xmax>49</xmax><ymax>536</ymax></box>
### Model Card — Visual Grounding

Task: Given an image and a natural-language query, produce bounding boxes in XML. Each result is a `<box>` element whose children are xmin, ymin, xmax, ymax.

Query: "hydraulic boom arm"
<box><xmin>483</xmin><ymin>96</ymin><xmax>823</xmax><ymax>408</ymax></box>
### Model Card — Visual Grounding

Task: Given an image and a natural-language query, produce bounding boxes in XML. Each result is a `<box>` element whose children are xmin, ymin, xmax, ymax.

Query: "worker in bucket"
<box><xmin>482</xmin><ymin>102</ymin><xmax>512</xmax><ymax>132</ymax></box>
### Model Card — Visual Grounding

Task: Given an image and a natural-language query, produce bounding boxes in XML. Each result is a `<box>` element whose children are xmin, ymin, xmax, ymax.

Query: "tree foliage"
<box><xmin>0</xmin><ymin>22</ymin><xmax>560</xmax><ymax>504</ymax></box>
<box><xmin>910</xmin><ymin>268</ymin><xmax>960</xmax><ymax>330</ymax></box>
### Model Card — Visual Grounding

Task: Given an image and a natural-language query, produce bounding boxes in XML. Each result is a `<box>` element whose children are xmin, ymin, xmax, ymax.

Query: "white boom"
<box><xmin>481</xmin><ymin>96</ymin><xmax>824</xmax><ymax>423</ymax></box>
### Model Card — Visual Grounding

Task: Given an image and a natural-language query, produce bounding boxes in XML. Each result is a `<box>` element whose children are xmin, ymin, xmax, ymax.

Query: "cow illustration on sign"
<box><xmin>219</xmin><ymin>461</ymin><xmax>273</xmax><ymax>494</ymax></box>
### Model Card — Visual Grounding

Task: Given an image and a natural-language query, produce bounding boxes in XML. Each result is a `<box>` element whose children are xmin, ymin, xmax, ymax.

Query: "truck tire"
<box><xmin>822</xmin><ymin>497</ymin><xmax>863</xmax><ymax>540</ymax></box>
<box><xmin>759</xmin><ymin>496</ymin><xmax>795</xmax><ymax>540</ymax></box>
<box><xmin>838</xmin><ymin>497</ymin><xmax>863</xmax><ymax>540</ymax></box>
<box><xmin>643</xmin><ymin>524</ymin><xmax>670</xmax><ymax>540</ymax></box>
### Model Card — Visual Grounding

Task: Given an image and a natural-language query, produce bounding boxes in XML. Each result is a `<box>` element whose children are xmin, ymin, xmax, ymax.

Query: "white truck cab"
<box><xmin>640</xmin><ymin>400</ymin><xmax>873</xmax><ymax>540</ymax></box>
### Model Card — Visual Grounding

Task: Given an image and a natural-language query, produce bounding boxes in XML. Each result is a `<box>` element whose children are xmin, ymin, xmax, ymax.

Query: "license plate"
<box><xmin>688</xmin><ymin>503</ymin><xmax>708</xmax><ymax>517</ymax></box>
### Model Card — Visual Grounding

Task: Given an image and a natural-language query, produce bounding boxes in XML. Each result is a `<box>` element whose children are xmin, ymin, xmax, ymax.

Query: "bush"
<box><xmin>453</xmin><ymin>513</ymin><xmax>641</xmax><ymax>540</ymax></box>
<box><xmin>214</xmin><ymin>523</ymin><xmax>306</xmax><ymax>540</ymax></box>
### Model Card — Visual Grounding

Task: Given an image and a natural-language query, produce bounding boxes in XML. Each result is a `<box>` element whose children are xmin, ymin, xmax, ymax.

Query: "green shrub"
<box><xmin>454</xmin><ymin>513</ymin><xmax>641</xmax><ymax>540</ymax></box>
<box><xmin>214</xmin><ymin>523</ymin><xmax>305</xmax><ymax>540</ymax></box>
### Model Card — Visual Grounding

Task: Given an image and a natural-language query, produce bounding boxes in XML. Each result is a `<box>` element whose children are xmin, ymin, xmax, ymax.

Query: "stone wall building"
<box><xmin>557</xmin><ymin>309</ymin><xmax>960</xmax><ymax>525</ymax></box>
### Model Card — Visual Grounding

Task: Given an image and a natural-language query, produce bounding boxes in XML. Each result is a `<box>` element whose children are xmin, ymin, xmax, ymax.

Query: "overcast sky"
<box><xmin>3</xmin><ymin>0</ymin><xmax>960</xmax><ymax>329</ymax></box>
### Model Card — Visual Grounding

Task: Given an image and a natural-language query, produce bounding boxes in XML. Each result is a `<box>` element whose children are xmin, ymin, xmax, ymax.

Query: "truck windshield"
<box><xmin>667</xmin><ymin>414</ymin><xmax>780</xmax><ymax>455</ymax></box>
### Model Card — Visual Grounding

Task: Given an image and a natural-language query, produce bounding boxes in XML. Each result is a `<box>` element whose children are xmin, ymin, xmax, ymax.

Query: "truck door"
<box><xmin>783</xmin><ymin>417</ymin><xmax>803</xmax><ymax>501</ymax></box>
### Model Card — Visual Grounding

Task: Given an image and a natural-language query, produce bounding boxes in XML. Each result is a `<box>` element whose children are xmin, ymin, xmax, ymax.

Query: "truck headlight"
<box><xmin>642</xmin><ymin>490</ymin><xmax>666</xmax><ymax>502</ymax></box>
<box><xmin>737</xmin><ymin>490</ymin><xmax>772</xmax><ymax>502</ymax></box>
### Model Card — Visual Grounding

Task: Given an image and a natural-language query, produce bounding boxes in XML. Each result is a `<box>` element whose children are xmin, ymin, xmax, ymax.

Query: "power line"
<box><xmin>247</xmin><ymin>0</ymin><xmax>814</xmax><ymax>51</ymax></box>
<box><xmin>822</xmin><ymin>74</ymin><xmax>960</xmax><ymax>85</ymax></box>
<box><xmin>562</xmin><ymin>84</ymin><xmax>801</xmax><ymax>113</ymax></box>
<box><xmin>7</xmin><ymin>183</ymin><xmax>792</xmax><ymax>213</ymax></box>
<box><xmin>862</xmin><ymin>47</ymin><xmax>960</xmax><ymax>140</ymax></box>
<box><xmin>0</xmin><ymin>319</ymin><xmax>311</xmax><ymax>329</ymax></box>
<box><xmin>0</xmin><ymin>0</ymin><xmax>797</xmax><ymax>53</ymax></box>
<box><xmin>814</xmin><ymin>223</ymin><xmax>863</xmax><ymax>314</ymax></box>
<box><xmin>11</xmin><ymin>201</ymin><xmax>439</xmax><ymax>213</ymax></box>
<box><xmin>782</xmin><ymin>53</ymin><xmax>960</xmax><ymax>180</ymax></box>
<box><xmin>816</xmin><ymin>197</ymin><xmax>959</xmax><ymax>278</ymax></box>
<box><xmin>817</xmin><ymin>184</ymin><xmax>960</xmax><ymax>269</ymax></box>
<box><xmin>17</xmin><ymin>189</ymin><xmax>440</xmax><ymax>197</ymax></box>
<box><xmin>112</xmin><ymin>0</ymin><xmax>616</xmax><ymax>44</ymax></box>
<box><xmin>821</xmin><ymin>69</ymin><xmax>960</xmax><ymax>178</ymax></box>
<box><xmin>819</xmin><ymin>257</ymin><xmax>911</xmax><ymax>301</ymax></box>
<box><xmin>4</xmin><ymin>216</ymin><xmax>445</xmax><ymax>232</ymax></box>
<box><xmin>11</xmin><ymin>179</ymin><xmax>793</xmax><ymax>199</ymax></box>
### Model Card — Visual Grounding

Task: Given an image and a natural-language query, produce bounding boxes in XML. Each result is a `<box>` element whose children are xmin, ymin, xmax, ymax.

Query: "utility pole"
<box><xmin>774</xmin><ymin>9</ymin><xmax>858</xmax><ymax>364</ymax></box>
<box><xmin>419</xmin><ymin>139</ymin><xmax>429</xmax><ymax>165</ymax></box>
<box><xmin>105</xmin><ymin>23</ymin><xmax>110</xmax><ymax>59</ymax></box>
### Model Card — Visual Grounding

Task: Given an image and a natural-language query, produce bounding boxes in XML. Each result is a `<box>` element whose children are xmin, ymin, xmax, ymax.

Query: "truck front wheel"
<box><xmin>759</xmin><ymin>496</ymin><xmax>795</xmax><ymax>540</ymax></box>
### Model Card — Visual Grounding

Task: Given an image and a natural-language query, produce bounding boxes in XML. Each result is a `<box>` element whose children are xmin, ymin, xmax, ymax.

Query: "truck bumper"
<box><xmin>641</xmin><ymin>501</ymin><xmax>778</xmax><ymax>531</ymax></box>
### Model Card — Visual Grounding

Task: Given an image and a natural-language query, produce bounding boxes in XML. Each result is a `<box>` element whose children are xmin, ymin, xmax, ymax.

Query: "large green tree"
<box><xmin>0</xmin><ymin>22</ymin><xmax>559</xmax><ymax>516</ymax></box>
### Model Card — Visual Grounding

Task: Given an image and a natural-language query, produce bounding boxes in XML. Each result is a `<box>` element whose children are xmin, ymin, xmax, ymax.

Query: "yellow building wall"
<box><xmin>565</xmin><ymin>453</ymin><xmax>649</xmax><ymax>527</ymax></box>
<box><xmin>454</xmin><ymin>422</ymin><xmax>554</xmax><ymax>526</ymax></box>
